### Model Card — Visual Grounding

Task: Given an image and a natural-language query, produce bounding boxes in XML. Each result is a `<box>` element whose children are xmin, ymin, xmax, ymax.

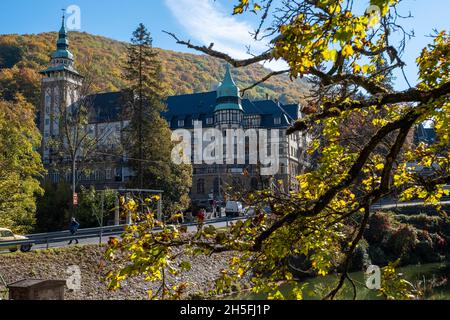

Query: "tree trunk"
<box><xmin>139</xmin><ymin>45</ymin><xmax>144</xmax><ymax>190</ymax></box>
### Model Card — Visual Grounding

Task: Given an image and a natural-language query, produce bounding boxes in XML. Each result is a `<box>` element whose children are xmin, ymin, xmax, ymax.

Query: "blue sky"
<box><xmin>0</xmin><ymin>0</ymin><xmax>449</xmax><ymax>90</ymax></box>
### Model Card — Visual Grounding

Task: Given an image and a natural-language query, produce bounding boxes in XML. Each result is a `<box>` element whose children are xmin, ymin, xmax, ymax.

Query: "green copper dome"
<box><xmin>52</xmin><ymin>14</ymin><xmax>73</xmax><ymax>60</ymax></box>
<box><xmin>40</xmin><ymin>13</ymin><xmax>79</xmax><ymax>76</ymax></box>
<box><xmin>214</xmin><ymin>65</ymin><xmax>243</xmax><ymax>112</ymax></box>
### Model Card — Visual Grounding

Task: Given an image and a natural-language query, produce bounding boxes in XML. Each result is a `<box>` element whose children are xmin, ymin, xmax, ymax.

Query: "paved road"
<box><xmin>0</xmin><ymin>217</ymin><xmax>242</xmax><ymax>254</ymax></box>
<box><xmin>34</xmin><ymin>218</ymin><xmax>236</xmax><ymax>250</ymax></box>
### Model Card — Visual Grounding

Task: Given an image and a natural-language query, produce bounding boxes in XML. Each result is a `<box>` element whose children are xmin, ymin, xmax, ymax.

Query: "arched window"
<box><xmin>197</xmin><ymin>179</ymin><xmax>205</xmax><ymax>194</ymax></box>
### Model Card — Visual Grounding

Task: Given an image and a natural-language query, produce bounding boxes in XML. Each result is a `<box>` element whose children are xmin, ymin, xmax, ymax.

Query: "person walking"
<box><xmin>212</xmin><ymin>200</ymin><xmax>217</xmax><ymax>218</ymax></box>
<box><xmin>68</xmin><ymin>217</ymin><xmax>80</xmax><ymax>245</ymax></box>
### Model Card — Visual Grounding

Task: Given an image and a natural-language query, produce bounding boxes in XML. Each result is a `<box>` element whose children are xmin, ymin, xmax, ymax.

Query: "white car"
<box><xmin>225</xmin><ymin>201</ymin><xmax>244</xmax><ymax>217</ymax></box>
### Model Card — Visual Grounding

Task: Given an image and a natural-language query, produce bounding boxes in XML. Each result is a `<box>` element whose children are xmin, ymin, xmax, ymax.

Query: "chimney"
<box><xmin>266</xmin><ymin>93</ymin><xmax>269</xmax><ymax>100</ymax></box>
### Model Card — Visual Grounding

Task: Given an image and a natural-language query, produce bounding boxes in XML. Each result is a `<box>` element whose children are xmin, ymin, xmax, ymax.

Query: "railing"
<box><xmin>0</xmin><ymin>216</ymin><xmax>247</xmax><ymax>252</ymax></box>
<box><xmin>0</xmin><ymin>224</ymin><xmax>126</xmax><ymax>251</ymax></box>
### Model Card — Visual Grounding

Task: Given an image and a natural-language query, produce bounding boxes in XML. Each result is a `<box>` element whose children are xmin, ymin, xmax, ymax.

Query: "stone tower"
<box><xmin>39</xmin><ymin>13</ymin><xmax>83</xmax><ymax>165</ymax></box>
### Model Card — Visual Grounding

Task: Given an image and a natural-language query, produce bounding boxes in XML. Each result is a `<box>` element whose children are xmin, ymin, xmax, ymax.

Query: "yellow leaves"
<box><xmin>372</xmin><ymin>118</ymin><xmax>388</xmax><ymax>126</ymax></box>
<box><xmin>144</xmin><ymin>195</ymin><xmax>160</xmax><ymax>203</ymax></box>
<box><xmin>362</xmin><ymin>64</ymin><xmax>370</xmax><ymax>74</ymax></box>
<box><xmin>233</xmin><ymin>0</ymin><xmax>261</xmax><ymax>14</ymax></box>
<box><xmin>267</xmin><ymin>290</ymin><xmax>285</xmax><ymax>300</ymax></box>
<box><xmin>380</xmin><ymin>260</ymin><xmax>420</xmax><ymax>300</ymax></box>
<box><xmin>285</xmin><ymin>272</ymin><xmax>294</xmax><ymax>281</ymax></box>
<box><xmin>233</xmin><ymin>0</ymin><xmax>248</xmax><ymax>14</ymax></box>
<box><xmin>328</xmin><ymin>2</ymin><xmax>341</xmax><ymax>14</ymax></box>
<box><xmin>0</xmin><ymin>99</ymin><xmax>45</xmax><ymax>233</ymax></box>
<box><xmin>342</xmin><ymin>44</ymin><xmax>354</xmax><ymax>57</ymax></box>
<box><xmin>299</xmin><ymin>179</ymin><xmax>309</xmax><ymax>190</ymax></box>
<box><xmin>317</xmin><ymin>269</ymin><xmax>328</xmax><ymax>276</ymax></box>
<box><xmin>233</xmin><ymin>6</ymin><xmax>244</xmax><ymax>14</ymax></box>
<box><xmin>352</xmin><ymin>63</ymin><xmax>372</xmax><ymax>74</ymax></box>
<box><xmin>292</xmin><ymin>286</ymin><xmax>303</xmax><ymax>300</ymax></box>
<box><xmin>307</xmin><ymin>139</ymin><xmax>320</xmax><ymax>156</ymax></box>
<box><xmin>417</xmin><ymin>31</ymin><xmax>449</xmax><ymax>88</ymax></box>
<box><xmin>353</xmin><ymin>37</ymin><xmax>364</xmax><ymax>49</ymax></box>
<box><xmin>354</xmin><ymin>22</ymin><xmax>366</xmax><ymax>35</ymax></box>
<box><xmin>322</xmin><ymin>49</ymin><xmax>338</xmax><ymax>62</ymax></box>
<box><xmin>229</xmin><ymin>256</ymin><xmax>241</xmax><ymax>268</ymax></box>
<box><xmin>353</xmin><ymin>64</ymin><xmax>361</xmax><ymax>73</ymax></box>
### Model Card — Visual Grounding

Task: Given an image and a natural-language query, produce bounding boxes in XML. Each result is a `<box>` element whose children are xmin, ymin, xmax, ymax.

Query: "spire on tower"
<box><xmin>60</xmin><ymin>9</ymin><xmax>67</xmax><ymax>34</ymax></box>
<box><xmin>214</xmin><ymin>64</ymin><xmax>243</xmax><ymax>113</ymax></box>
<box><xmin>40</xmin><ymin>12</ymin><xmax>79</xmax><ymax>76</ymax></box>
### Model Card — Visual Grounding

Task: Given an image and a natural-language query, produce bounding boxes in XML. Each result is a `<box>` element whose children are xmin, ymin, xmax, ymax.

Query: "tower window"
<box><xmin>106</xmin><ymin>169</ymin><xmax>112</xmax><ymax>180</ymax></box>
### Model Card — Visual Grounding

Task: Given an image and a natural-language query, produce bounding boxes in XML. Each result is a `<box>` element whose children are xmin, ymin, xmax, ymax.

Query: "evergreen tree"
<box><xmin>123</xmin><ymin>24</ymin><xmax>191</xmax><ymax>213</ymax></box>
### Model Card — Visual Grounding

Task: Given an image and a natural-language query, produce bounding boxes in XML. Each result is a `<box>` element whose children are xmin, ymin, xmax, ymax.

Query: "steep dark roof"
<box><xmin>282</xmin><ymin>104</ymin><xmax>301</xmax><ymax>121</ymax></box>
<box><xmin>164</xmin><ymin>91</ymin><xmax>217</xmax><ymax>119</ymax></box>
<box><xmin>163</xmin><ymin>91</ymin><xmax>300</xmax><ymax>129</ymax></box>
<box><xmin>88</xmin><ymin>90</ymin><xmax>301</xmax><ymax>128</ymax></box>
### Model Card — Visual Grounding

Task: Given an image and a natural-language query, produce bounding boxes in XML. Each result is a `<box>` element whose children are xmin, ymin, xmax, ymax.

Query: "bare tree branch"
<box><xmin>162</xmin><ymin>31</ymin><xmax>273</xmax><ymax>67</ymax></box>
<box><xmin>242</xmin><ymin>69</ymin><xmax>290</xmax><ymax>94</ymax></box>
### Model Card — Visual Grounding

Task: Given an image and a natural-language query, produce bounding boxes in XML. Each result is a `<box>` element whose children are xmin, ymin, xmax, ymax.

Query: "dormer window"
<box><xmin>178</xmin><ymin>120</ymin><xmax>185</xmax><ymax>127</ymax></box>
<box><xmin>206</xmin><ymin>117</ymin><xmax>213</xmax><ymax>125</ymax></box>
<box><xmin>274</xmin><ymin>117</ymin><xmax>282</xmax><ymax>125</ymax></box>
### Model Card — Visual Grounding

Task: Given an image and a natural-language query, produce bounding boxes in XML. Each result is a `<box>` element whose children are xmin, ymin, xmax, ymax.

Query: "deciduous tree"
<box><xmin>0</xmin><ymin>95</ymin><xmax>45</xmax><ymax>233</ymax></box>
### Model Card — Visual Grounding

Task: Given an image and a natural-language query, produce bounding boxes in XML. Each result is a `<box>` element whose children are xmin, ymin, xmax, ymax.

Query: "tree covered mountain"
<box><xmin>0</xmin><ymin>31</ymin><xmax>310</xmax><ymax>107</ymax></box>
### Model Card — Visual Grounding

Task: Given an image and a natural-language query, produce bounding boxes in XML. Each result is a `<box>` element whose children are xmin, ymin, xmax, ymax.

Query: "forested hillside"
<box><xmin>0</xmin><ymin>32</ymin><xmax>310</xmax><ymax>106</ymax></box>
